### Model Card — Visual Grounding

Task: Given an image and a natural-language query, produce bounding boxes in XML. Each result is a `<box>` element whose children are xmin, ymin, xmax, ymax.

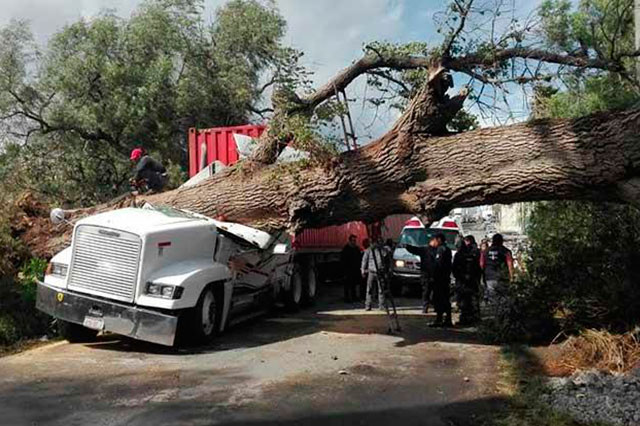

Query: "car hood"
<box><xmin>393</xmin><ymin>247</ymin><xmax>420</xmax><ymax>261</ymax></box>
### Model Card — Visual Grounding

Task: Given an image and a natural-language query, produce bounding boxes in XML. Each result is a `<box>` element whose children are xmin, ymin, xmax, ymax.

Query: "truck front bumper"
<box><xmin>36</xmin><ymin>281</ymin><xmax>179</xmax><ymax>346</ymax></box>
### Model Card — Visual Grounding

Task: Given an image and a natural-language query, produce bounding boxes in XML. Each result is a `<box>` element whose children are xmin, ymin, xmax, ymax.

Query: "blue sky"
<box><xmin>0</xmin><ymin>0</ymin><xmax>545</xmax><ymax>141</ymax></box>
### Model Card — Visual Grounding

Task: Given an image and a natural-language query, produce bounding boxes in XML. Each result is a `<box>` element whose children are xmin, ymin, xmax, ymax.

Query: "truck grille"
<box><xmin>67</xmin><ymin>225</ymin><xmax>142</xmax><ymax>303</ymax></box>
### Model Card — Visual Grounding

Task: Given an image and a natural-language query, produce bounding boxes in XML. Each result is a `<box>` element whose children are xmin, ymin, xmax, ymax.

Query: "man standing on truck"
<box><xmin>480</xmin><ymin>233</ymin><xmax>514</xmax><ymax>306</ymax></box>
<box><xmin>405</xmin><ymin>235</ymin><xmax>439</xmax><ymax>315</ymax></box>
<box><xmin>341</xmin><ymin>234</ymin><xmax>362</xmax><ymax>303</ymax></box>
<box><xmin>361</xmin><ymin>238</ymin><xmax>387</xmax><ymax>311</ymax></box>
<box><xmin>453</xmin><ymin>235</ymin><xmax>482</xmax><ymax>326</ymax></box>
<box><xmin>130</xmin><ymin>147</ymin><xmax>168</xmax><ymax>193</ymax></box>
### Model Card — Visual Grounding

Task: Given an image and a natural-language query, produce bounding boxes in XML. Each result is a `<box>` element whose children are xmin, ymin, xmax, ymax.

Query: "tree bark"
<box><xmin>144</xmin><ymin>107</ymin><xmax>640</xmax><ymax>233</ymax></box>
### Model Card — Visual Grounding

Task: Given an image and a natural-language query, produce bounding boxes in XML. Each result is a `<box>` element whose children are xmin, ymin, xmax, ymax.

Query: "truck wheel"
<box><xmin>191</xmin><ymin>284</ymin><xmax>222</xmax><ymax>344</ymax></box>
<box><xmin>58</xmin><ymin>320</ymin><xmax>98</xmax><ymax>343</ymax></box>
<box><xmin>284</xmin><ymin>268</ymin><xmax>303</xmax><ymax>311</ymax></box>
<box><xmin>301</xmin><ymin>266</ymin><xmax>318</xmax><ymax>306</ymax></box>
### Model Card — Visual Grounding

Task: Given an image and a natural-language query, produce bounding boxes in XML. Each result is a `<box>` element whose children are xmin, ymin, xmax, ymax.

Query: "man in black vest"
<box><xmin>480</xmin><ymin>233</ymin><xmax>514</xmax><ymax>305</ymax></box>
<box><xmin>453</xmin><ymin>235</ymin><xmax>482</xmax><ymax>326</ymax></box>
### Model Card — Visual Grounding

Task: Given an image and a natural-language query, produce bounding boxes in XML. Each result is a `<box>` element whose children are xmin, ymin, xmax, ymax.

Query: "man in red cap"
<box><xmin>130</xmin><ymin>147</ymin><xmax>167</xmax><ymax>192</ymax></box>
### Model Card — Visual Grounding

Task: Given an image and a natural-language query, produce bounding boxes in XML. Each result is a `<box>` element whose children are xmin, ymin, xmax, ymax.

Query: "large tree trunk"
<box><xmin>22</xmin><ymin>104</ymin><xmax>640</xmax><ymax>258</ymax></box>
<box><xmin>145</xmin><ymin>107</ymin><xmax>640</xmax><ymax>232</ymax></box>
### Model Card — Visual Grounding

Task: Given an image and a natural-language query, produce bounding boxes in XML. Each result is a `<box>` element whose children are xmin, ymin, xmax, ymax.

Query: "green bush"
<box><xmin>479</xmin><ymin>277</ymin><xmax>558</xmax><ymax>344</ymax></box>
<box><xmin>481</xmin><ymin>201</ymin><xmax>640</xmax><ymax>344</ymax></box>
<box><xmin>0</xmin><ymin>259</ymin><xmax>50</xmax><ymax>347</ymax></box>
<box><xmin>526</xmin><ymin>201</ymin><xmax>640</xmax><ymax>332</ymax></box>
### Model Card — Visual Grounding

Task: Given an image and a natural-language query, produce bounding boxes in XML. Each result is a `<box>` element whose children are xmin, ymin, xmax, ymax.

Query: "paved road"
<box><xmin>0</xmin><ymin>288</ymin><xmax>505</xmax><ymax>426</ymax></box>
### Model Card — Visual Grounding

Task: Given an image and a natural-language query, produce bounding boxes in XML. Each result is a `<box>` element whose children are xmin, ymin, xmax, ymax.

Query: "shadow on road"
<box><xmin>81</xmin><ymin>283</ymin><xmax>497</xmax><ymax>355</ymax></box>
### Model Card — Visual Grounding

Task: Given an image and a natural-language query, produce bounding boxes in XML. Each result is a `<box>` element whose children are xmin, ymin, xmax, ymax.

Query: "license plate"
<box><xmin>83</xmin><ymin>316</ymin><xmax>104</xmax><ymax>330</ymax></box>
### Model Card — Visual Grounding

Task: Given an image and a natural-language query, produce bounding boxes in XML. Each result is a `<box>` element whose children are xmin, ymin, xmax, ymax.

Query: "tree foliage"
<box><xmin>0</xmin><ymin>0</ymin><xmax>305</xmax><ymax>205</ymax></box>
<box><xmin>487</xmin><ymin>0</ymin><xmax>640</xmax><ymax>340</ymax></box>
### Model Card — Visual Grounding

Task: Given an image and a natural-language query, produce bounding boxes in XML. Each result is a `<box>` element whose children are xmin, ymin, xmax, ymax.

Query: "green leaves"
<box><xmin>0</xmin><ymin>0</ymin><xmax>305</xmax><ymax>206</ymax></box>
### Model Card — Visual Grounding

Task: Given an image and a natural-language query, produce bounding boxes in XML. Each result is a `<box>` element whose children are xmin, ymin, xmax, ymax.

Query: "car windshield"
<box><xmin>399</xmin><ymin>228</ymin><xmax>434</xmax><ymax>247</ymax></box>
<box><xmin>399</xmin><ymin>228</ymin><xmax>459</xmax><ymax>249</ymax></box>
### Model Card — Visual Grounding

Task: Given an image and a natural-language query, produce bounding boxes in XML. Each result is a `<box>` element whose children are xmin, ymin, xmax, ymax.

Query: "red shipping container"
<box><xmin>188</xmin><ymin>125</ymin><xmax>266</xmax><ymax>178</ymax></box>
<box><xmin>187</xmin><ymin>124</ymin><xmax>411</xmax><ymax>250</ymax></box>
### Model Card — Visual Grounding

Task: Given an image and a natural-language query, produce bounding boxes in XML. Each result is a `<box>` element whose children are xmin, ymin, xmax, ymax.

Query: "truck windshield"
<box><xmin>151</xmin><ymin>205</ymin><xmax>204</xmax><ymax>220</ymax></box>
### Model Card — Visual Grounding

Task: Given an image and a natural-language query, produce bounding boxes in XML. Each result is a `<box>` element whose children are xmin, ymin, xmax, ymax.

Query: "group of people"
<box><xmin>340</xmin><ymin>231</ymin><xmax>514</xmax><ymax>328</ymax></box>
<box><xmin>340</xmin><ymin>235</ymin><xmax>395</xmax><ymax>311</ymax></box>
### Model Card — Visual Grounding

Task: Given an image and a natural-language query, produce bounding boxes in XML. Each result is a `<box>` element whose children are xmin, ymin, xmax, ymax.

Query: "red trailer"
<box><xmin>188</xmin><ymin>125</ymin><xmax>410</xmax><ymax>283</ymax></box>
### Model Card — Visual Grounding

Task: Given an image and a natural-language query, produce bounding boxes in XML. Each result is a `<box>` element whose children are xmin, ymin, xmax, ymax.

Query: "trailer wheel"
<box><xmin>188</xmin><ymin>284</ymin><xmax>222</xmax><ymax>344</ymax></box>
<box><xmin>58</xmin><ymin>320</ymin><xmax>98</xmax><ymax>343</ymax></box>
<box><xmin>284</xmin><ymin>268</ymin><xmax>303</xmax><ymax>311</ymax></box>
<box><xmin>301</xmin><ymin>266</ymin><xmax>317</xmax><ymax>306</ymax></box>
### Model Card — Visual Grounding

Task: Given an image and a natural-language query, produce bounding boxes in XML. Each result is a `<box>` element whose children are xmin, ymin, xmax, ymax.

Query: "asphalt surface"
<box><xmin>0</xmin><ymin>286</ymin><xmax>505</xmax><ymax>426</ymax></box>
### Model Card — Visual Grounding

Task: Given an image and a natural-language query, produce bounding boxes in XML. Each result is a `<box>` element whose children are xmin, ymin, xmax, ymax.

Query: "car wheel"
<box><xmin>58</xmin><ymin>320</ymin><xmax>98</xmax><ymax>343</ymax></box>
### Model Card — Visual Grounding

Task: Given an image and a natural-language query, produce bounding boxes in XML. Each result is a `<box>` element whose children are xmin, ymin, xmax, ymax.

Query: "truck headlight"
<box><xmin>395</xmin><ymin>260</ymin><xmax>405</xmax><ymax>268</ymax></box>
<box><xmin>146</xmin><ymin>282</ymin><xmax>183</xmax><ymax>299</ymax></box>
<box><xmin>46</xmin><ymin>262</ymin><xmax>69</xmax><ymax>278</ymax></box>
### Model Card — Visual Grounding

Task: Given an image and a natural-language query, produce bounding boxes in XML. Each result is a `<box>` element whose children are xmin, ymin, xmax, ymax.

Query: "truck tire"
<box><xmin>188</xmin><ymin>284</ymin><xmax>222</xmax><ymax>345</ymax></box>
<box><xmin>284</xmin><ymin>268</ymin><xmax>303</xmax><ymax>311</ymax></box>
<box><xmin>58</xmin><ymin>320</ymin><xmax>98</xmax><ymax>343</ymax></box>
<box><xmin>301</xmin><ymin>266</ymin><xmax>318</xmax><ymax>306</ymax></box>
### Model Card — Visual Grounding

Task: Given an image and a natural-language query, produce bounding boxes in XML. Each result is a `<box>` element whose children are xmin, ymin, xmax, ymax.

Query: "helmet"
<box><xmin>130</xmin><ymin>148</ymin><xmax>144</xmax><ymax>161</ymax></box>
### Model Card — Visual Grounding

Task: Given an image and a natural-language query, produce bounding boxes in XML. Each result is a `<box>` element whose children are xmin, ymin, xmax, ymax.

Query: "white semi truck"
<box><xmin>36</xmin><ymin>204</ymin><xmax>315</xmax><ymax>346</ymax></box>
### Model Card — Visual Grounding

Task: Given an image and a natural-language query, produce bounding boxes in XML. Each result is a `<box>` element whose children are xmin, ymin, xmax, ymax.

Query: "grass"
<box><xmin>545</xmin><ymin>328</ymin><xmax>640</xmax><ymax>376</ymax></box>
<box><xmin>487</xmin><ymin>345</ymin><xmax>601</xmax><ymax>426</ymax></box>
<box><xmin>0</xmin><ymin>336</ymin><xmax>61</xmax><ymax>358</ymax></box>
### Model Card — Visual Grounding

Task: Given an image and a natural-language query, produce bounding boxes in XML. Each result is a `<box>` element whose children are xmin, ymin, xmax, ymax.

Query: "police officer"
<box><xmin>480</xmin><ymin>233</ymin><xmax>514</xmax><ymax>305</ymax></box>
<box><xmin>434</xmin><ymin>233</ymin><xmax>453</xmax><ymax>327</ymax></box>
<box><xmin>453</xmin><ymin>235</ymin><xmax>482</xmax><ymax>326</ymax></box>
<box><xmin>405</xmin><ymin>235</ymin><xmax>439</xmax><ymax>315</ymax></box>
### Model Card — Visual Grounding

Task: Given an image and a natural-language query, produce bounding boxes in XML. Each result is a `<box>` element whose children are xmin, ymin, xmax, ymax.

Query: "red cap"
<box><xmin>130</xmin><ymin>148</ymin><xmax>143</xmax><ymax>161</ymax></box>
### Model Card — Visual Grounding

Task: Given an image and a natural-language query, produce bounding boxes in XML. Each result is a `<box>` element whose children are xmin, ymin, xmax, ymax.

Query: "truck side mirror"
<box><xmin>50</xmin><ymin>208</ymin><xmax>66</xmax><ymax>225</ymax></box>
<box><xmin>273</xmin><ymin>243</ymin><xmax>290</xmax><ymax>255</ymax></box>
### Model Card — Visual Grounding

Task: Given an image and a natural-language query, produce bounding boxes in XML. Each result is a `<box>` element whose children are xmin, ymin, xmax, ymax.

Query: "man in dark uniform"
<box><xmin>406</xmin><ymin>235</ymin><xmax>439</xmax><ymax>315</ymax></box>
<box><xmin>480</xmin><ymin>233</ymin><xmax>514</xmax><ymax>306</ymax></box>
<box><xmin>434</xmin><ymin>233</ymin><xmax>453</xmax><ymax>327</ymax></box>
<box><xmin>130</xmin><ymin>148</ymin><xmax>167</xmax><ymax>192</ymax></box>
<box><xmin>453</xmin><ymin>235</ymin><xmax>482</xmax><ymax>326</ymax></box>
<box><xmin>340</xmin><ymin>234</ymin><xmax>362</xmax><ymax>302</ymax></box>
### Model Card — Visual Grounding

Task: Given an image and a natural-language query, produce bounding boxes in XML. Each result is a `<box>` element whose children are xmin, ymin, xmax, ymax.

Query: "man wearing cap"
<box><xmin>130</xmin><ymin>148</ymin><xmax>167</xmax><ymax>193</ymax></box>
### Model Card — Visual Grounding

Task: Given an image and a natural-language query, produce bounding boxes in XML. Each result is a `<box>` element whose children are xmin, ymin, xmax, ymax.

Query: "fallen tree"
<box><xmin>17</xmin><ymin>0</ymin><xmax>640</xmax><ymax>257</ymax></box>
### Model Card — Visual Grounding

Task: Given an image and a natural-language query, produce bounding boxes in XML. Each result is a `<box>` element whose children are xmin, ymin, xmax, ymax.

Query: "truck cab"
<box><xmin>37</xmin><ymin>205</ymin><xmax>302</xmax><ymax>346</ymax></box>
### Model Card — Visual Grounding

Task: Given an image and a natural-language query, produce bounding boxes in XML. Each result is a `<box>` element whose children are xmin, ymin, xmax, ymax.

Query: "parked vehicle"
<box><xmin>37</xmin><ymin>205</ymin><xmax>311</xmax><ymax>346</ymax></box>
<box><xmin>390</xmin><ymin>217</ymin><xmax>461</xmax><ymax>295</ymax></box>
